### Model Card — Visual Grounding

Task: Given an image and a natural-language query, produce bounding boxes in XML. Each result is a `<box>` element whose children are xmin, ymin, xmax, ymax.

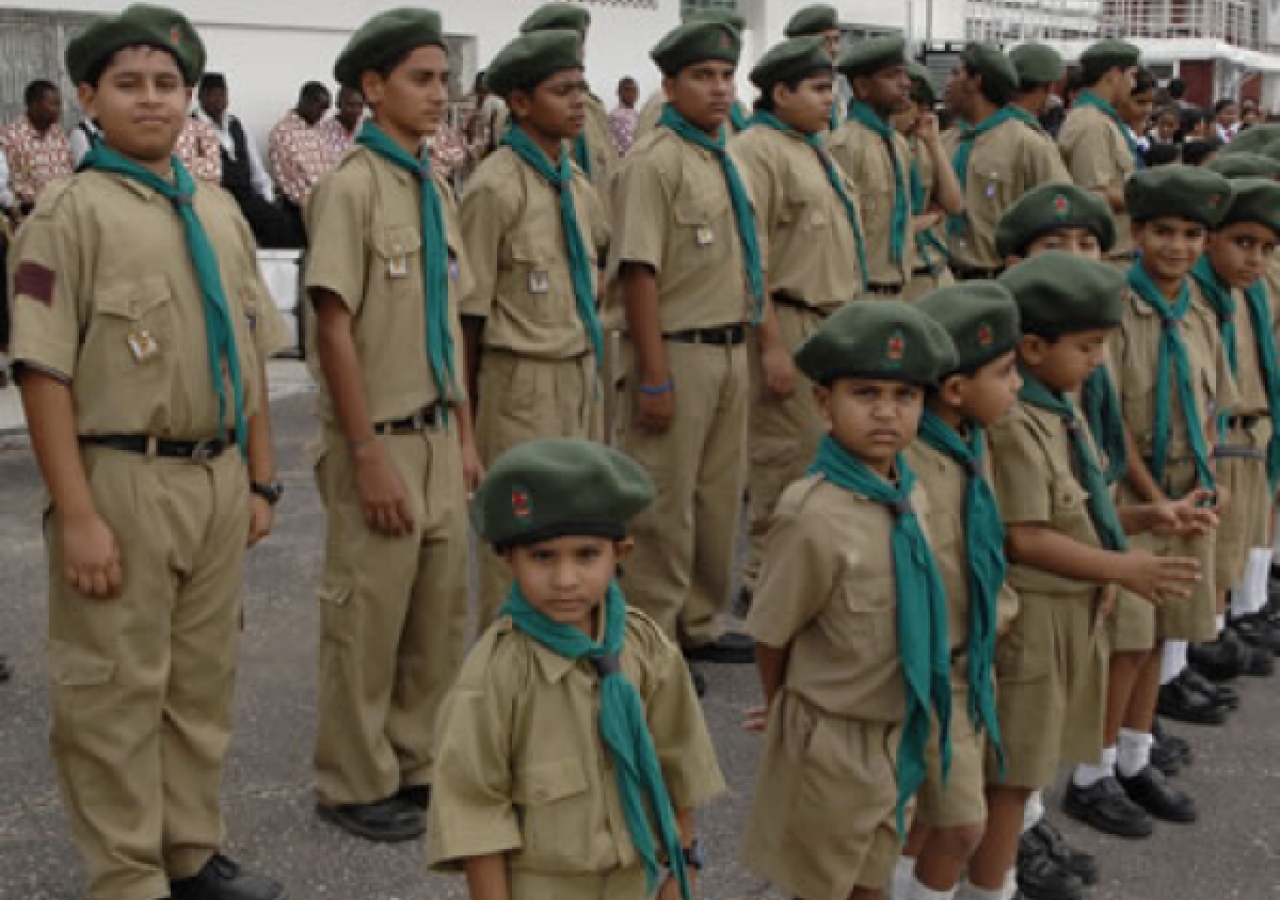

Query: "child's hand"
<box><xmin>1152</xmin><ymin>491</ymin><xmax>1218</xmax><ymax>537</ymax></box>
<box><xmin>1117</xmin><ymin>549</ymin><xmax>1201</xmax><ymax>604</ymax></box>
<box><xmin>742</xmin><ymin>705</ymin><xmax>769</xmax><ymax>734</ymax></box>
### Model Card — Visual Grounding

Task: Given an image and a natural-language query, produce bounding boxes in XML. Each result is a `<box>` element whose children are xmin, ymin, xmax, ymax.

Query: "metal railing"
<box><xmin>966</xmin><ymin>0</ymin><xmax>1269</xmax><ymax>48</ymax></box>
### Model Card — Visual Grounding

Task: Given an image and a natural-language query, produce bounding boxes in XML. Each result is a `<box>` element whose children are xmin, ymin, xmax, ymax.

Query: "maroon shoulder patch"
<box><xmin>13</xmin><ymin>261</ymin><xmax>56</xmax><ymax>306</ymax></box>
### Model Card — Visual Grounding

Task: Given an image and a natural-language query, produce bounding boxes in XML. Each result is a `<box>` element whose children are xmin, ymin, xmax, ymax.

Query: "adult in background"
<box><xmin>0</xmin><ymin>79</ymin><xmax>73</xmax><ymax>215</ymax></box>
<box><xmin>317</xmin><ymin>84</ymin><xmax>365</xmax><ymax>163</ymax></box>
<box><xmin>268</xmin><ymin>81</ymin><xmax>333</xmax><ymax>233</ymax></box>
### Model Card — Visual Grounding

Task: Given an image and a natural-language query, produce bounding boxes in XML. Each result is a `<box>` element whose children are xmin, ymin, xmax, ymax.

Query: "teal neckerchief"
<box><xmin>572</xmin><ymin>132</ymin><xmax>592</xmax><ymax>178</ymax></box>
<box><xmin>1191</xmin><ymin>255</ymin><xmax>1238</xmax><ymax>440</ymax></box>
<box><xmin>1128</xmin><ymin>262</ymin><xmax>1216</xmax><ymax>493</ymax></box>
<box><xmin>1081</xmin><ymin>368</ymin><xmax>1129</xmax><ymax>484</ymax></box>
<box><xmin>847</xmin><ymin>100</ymin><xmax>909</xmax><ymax>267</ymax></box>
<box><xmin>917</xmin><ymin>411</ymin><xmax>1004</xmax><ymax>773</ymax></box>
<box><xmin>749</xmin><ymin>110</ymin><xmax>868</xmax><ymax>293</ymax></box>
<box><xmin>948</xmin><ymin>106</ymin><xmax>1020</xmax><ymax>238</ymax></box>
<box><xmin>1075</xmin><ymin>91</ymin><xmax>1141</xmax><ymax>166</ymax></box>
<box><xmin>730</xmin><ymin>103</ymin><xmax>748</xmax><ymax>133</ymax></box>
<box><xmin>1019</xmin><ymin>367</ymin><xmax>1129</xmax><ymax>551</ymax></box>
<box><xmin>356</xmin><ymin>122</ymin><xmax>458</xmax><ymax>408</ymax></box>
<box><xmin>81</xmin><ymin>144</ymin><xmax>247</xmax><ymax>455</ymax></box>
<box><xmin>501</xmin><ymin>126</ymin><xmax>603</xmax><ymax>367</ymax></box>
<box><xmin>907</xmin><ymin>149</ymin><xmax>950</xmax><ymax>273</ymax></box>
<box><xmin>658</xmin><ymin>104</ymin><xmax>764</xmax><ymax>321</ymax></box>
<box><xmin>808</xmin><ymin>435</ymin><xmax>952</xmax><ymax>835</ymax></box>
<box><xmin>500</xmin><ymin>582</ymin><xmax>691</xmax><ymax>900</ymax></box>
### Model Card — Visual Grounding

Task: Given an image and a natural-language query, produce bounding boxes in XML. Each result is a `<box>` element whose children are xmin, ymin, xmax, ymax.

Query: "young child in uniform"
<box><xmin>428</xmin><ymin>439</ymin><xmax>724</xmax><ymax>900</ymax></box>
<box><xmin>9</xmin><ymin>6</ymin><xmax>288</xmax><ymax>899</ymax></box>
<box><xmin>461</xmin><ymin>28</ymin><xmax>609</xmax><ymax>627</ymax></box>
<box><xmin>963</xmin><ymin>252</ymin><xmax>1204</xmax><ymax>900</ymax></box>
<box><xmin>895</xmin><ymin>283</ymin><xmax>1022</xmax><ymax>900</ymax></box>
<box><xmin>742</xmin><ymin>300</ymin><xmax>959</xmax><ymax>900</ymax></box>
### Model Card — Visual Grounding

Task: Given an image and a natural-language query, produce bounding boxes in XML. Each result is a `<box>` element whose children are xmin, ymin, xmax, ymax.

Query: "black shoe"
<box><xmin>1157</xmin><ymin>675</ymin><xmax>1228</xmax><ymax>725</ymax></box>
<box><xmin>1153</xmin><ymin>719</ymin><xmax>1193</xmax><ymax>766</ymax></box>
<box><xmin>1188</xmin><ymin>634</ymin><xmax>1246</xmax><ymax>682</ymax></box>
<box><xmin>317</xmin><ymin>796</ymin><xmax>424</xmax><ymax>843</ymax></box>
<box><xmin>1178</xmin><ymin>668</ymin><xmax>1239</xmax><ymax>709</ymax></box>
<box><xmin>1062</xmin><ymin>777</ymin><xmax>1154</xmax><ymax>838</ymax></box>
<box><xmin>1026</xmin><ymin>818</ymin><xmax>1099</xmax><ymax>885</ymax></box>
<box><xmin>683</xmin><ymin>632</ymin><xmax>754</xmax><ymax>664</ymax></box>
<box><xmin>0</xmin><ymin>655</ymin><xmax>10</xmax><ymax>683</ymax></box>
<box><xmin>1016</xmin><ymin>839</ymin><xmax>1084</xmax><ymax>900</ymax></box>
<box><xmin>1232</xmin><ymin>614</ymin><xmax>1280</xmax><ymax>656</ymax></box>
<box><xmin>170</xmin><ymin>854</ymin><xmax>283</xmax><ymax>900</ymax></box>
<box><xmin>1149</xmin><ymin>737</ymin><xmax>1182</xmax><ymax>777</ymax></box>
<box><xmin>1117</xmin><ymin>765</ymin><xmax>1197</xmax><ymax>823</ymax></box>
<box><xmin>1238</xmin><ymin>640</ymin><xmax>1275</xmax><ymax>677</ymax></box>
<box><xmin>688</xmin><ymin>665</ymin><xmax>707</xmax><ymax>697</ymax></box>
<box><xmin>396</xmin><ymin>784</ymin><xmax>431</xmax><ymax>810</ymax></box>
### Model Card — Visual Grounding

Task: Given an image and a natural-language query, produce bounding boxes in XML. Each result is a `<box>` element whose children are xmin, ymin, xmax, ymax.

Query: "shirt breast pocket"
<box><xmin>370</xmin><ymin>223</ymin><xmax>422</xmax><ymax>297</ymax></box>
<box><xmin>86</xmin><ymin>275</ymin><xmax>176</xmax><ymax>381</ymax></box>
<box><xmin>511</xmin><ymin>757</ymin><xmax>591</xmax><ymax>868</ymax></box>
<box><xmin>1051</xmin><ymin>478</ymin><xmax>1094</xmax><ymax>537</ymax></box>
<box><xmin>673</xmin><ymin>178</ymin><xmax>730</xmax><ymax>252</ymax></box>
<box><xmin>835</xmin><ymin>571</ymin><xmax>898</xmax><ymax>642</ymax></box>
<box><xmin>507</xmin><ymin>236</ymin><xmax>558</xmax><ymax>323</ymax></box>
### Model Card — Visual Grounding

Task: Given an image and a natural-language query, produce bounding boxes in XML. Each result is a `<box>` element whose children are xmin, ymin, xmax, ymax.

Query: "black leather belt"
<box><xmin>375</xmin><ymin>404</ymin><xmax>443</xmax><ymax>435</ymax></box>
<box><xmin>665</xmin><ymin>325</ymin><xmax>747</xmax><ymax>346</ymax></box>
<box><xmin>951</xmin><ymin>263</ymin><xmax>1004</xmax><ymax>281</ymax></box>
<box><xmin>913</xmin><ymin>266</ymin><xmax>942</xmax><ymax>278</ymax></box>
<box><xmin>866</xmin><ymin>282</ymin><xmax>903</xmax><ymax>296</ymax></box>
<box><xmin>82</xmin><ymin>434</ymin><xmax>228</xmax><ymax>460</ymax></box>
<box><xmin>771</xmin><ymin>291</ymin><xmax>828</xmax><ymax>316</ymax></box>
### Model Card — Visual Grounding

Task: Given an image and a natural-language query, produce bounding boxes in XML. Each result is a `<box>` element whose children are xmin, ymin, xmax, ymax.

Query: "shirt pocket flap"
<box><xmin>95</xmin><ymin>275</ymin><xmax>172</xmax><ymax>320</ymax></box>
<box><xmin>513</xmin><ymin>758</ymin><xmax>590</xmax><ymax>806</ymax></box>
<box><xmin>509</xmin><ymin>235</ymin><xmax>549</xmax><ymax>266</ymax></box>
<box><xmin>1053</xmin><ymin>479</ymin><xmax>1090</xmax><ymax>514</ymax></box>
<box><xmin>47</xmin><ymin>640</ymin><xmax>116</xmax><ymax>687</ymax></box>
<box><xmin>372</xmin><ymin>223</ymin><xmax>422</xmax><ymax>261</ymax></box>
<box><xmin>673</xmin><ymin>178</ymin><xmax>730</xmax><ymax>226</ymax></box>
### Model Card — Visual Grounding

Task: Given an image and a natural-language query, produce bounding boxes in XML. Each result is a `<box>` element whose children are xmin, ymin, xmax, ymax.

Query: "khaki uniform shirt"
<box><xmin>8</xmin><ymin>172</ymin><xmax>288</xmax><ymax>438</ymax></box>
<box><xmin>907</xmin><ymin>438</ymin><xmax>1019</xmax><ymax>682</ymax></box>
<box><xmin>730</xmin><ymin>125</ymin><xmax>865</xmax><ymax>311</ymax></box>
<box><xmin>909</xmin><ymin>137</ymin><xmax>949</xmax><ymax>274</ymax></box>
<box><xmin>605</xmin><ymin>127</ymin><xmax>755</xmax><ymax>332</ymax></box>
<box><xmin>427</xmin><ymin>609</ymin><xmax>725</xmax><ymax>874</ymax></box>
<box><xmin>584</xmin><ymin>94</ymin><xmax>619</xmax><ymax>212</ymax></box>
<box><xmin>945</xmin><ymin>118</ymin><xmax>1070</xmax><ymax>270</ymax></box>
<box><xmin>748</xmin><ymin>473</ymin><xmax>934</xmax><ymax>722</ymax></box>
<box><xmin>305</xmin><ymin>146</ymin><xmax>470</xmax><ymax>426</ymax></box>
<box><xmin>827</xmin><ymin>119</ymin><xmax>917</xmax><ymax>287</ymax></box>
<box><xmin>460</xmin><ymin>146</ymin><xmax>609</xmax><ymax>359</ymax></box>
<box><xmin>989</xmin><ymin>402</ymin><xmax>1107</xmax><ymax>598</ymax></box>
<box><xmin>1058</xmin><ymin>105</ymin><xmax>1135</xmax><ymax>257</ymax></box>
<box><xmin>1226</xmin><ymin>284</ymin><xmax>1280</xmax><ymax>416</ymax></box>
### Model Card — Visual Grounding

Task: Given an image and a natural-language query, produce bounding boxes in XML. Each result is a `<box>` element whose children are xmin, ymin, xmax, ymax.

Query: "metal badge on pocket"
<box><xmin>529</xmin><ymin>269</ymin><xmax>550</xmax><ymax>294</ymax></box>
<box><xmin>389</xmin><ymin>254</ymin><xmax>409</xmax><ymax>279</ymax></box>
<box><xmin>127</xmin><ymin>325</ymin><xmax>160</xmax><ymax>363</ymax></box>
<box><xmin>695</xmin><ymin>225</ymin><xmax>715</xmax><ymax>246</ymax></box>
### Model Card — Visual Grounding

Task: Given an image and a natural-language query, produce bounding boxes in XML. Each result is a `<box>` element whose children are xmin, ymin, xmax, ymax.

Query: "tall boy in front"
<box><xmin>10</xmin><ymin>6</ymin><xmax>287</xmax><ymax>899</ymax></box>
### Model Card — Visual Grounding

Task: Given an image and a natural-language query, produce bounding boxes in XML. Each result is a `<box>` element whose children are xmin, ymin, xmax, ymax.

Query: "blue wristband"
<box><xmin>638</xmin><ymin>379</ymin><xmax>674</xmax><ymax>396</ymax></box>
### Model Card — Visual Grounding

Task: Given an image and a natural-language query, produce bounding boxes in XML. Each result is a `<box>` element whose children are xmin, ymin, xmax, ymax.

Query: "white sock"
<box><xmin>1161</xmin><ymin>641</ymin><xmax>1188</xmax><ymax>684</ymax></box>
<box><xmin>908</xmin><ymin>874</ymin><xmax>958</xmax><ymax>900</ymax></box>
<box><xmin>1244</xmin><ymin>548</ymin><xmax>1274</xmax><ymax>615</ymax></box>
<box><xmin>957</xmin><ymin>882</ymin><xmax>1008</xmax><ymax>900</ymax></box>
<box><xmin>1216</xmin><ymin>613</ymin><xmax>1227</xmax><ymax>634</ymax></box>
<box><xmin>1072</xmin><ymin>746</ymin><xmax>1117</xmax><ymax>787</ymax></box>
<box><xmin>1117</xmin><ymin>728</ymin><xmax>1154</xmax><ymax>777</ymax></box>
<box><xmin>892</xmin><ymin>856</ymin><xmax>916</xmax><ymax>900</ymax></box>
<box><xmin>1021</xmin><ymin>789</ymin><xmax>1045</xmax><ymax>832</ymax></box>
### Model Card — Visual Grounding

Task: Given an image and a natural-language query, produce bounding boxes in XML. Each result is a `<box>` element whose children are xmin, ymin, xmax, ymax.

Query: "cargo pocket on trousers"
<box><xmin>512</xmin><ymin>758</ymin><xmax>591</xmax><ymax>868</ymax></box>
<box><xmin>317</xmin><ymin>580</ymin><xmax>357</xmax><ymax>649</ymax></box>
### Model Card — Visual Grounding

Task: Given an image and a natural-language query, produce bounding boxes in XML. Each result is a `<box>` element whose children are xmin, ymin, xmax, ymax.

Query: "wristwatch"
<box><xmin>250</xmin><ymin>479</ymin><xmax>285</xmax><ymax>506</ymax></box>
<box><xmin>680</xmin><ymin>840</ymin><xmax>704</xmax><ymax>872</ymax></box>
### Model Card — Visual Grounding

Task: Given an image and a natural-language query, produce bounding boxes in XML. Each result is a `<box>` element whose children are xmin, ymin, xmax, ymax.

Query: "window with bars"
<box><xmin>682</xmin><ymin>0</ymin><xmax>739</xmax><ymax>14</ymax></box>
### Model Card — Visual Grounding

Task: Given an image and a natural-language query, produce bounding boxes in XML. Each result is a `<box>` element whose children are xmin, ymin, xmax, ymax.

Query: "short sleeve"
<box><xmin>8</xmin><ymin>190</ymin><xmax>82</xmax><ymax>380</ymax></box>
<box><xmin>609</xmin><ymin>153</ymin><xmax>671</xmax><ymax>273</ymax></box>
<box><xmin>748</xmin><ymin>500</ymin><xmax>842</xmax><ymax>648</ymax></box>
<box><xmin>304</xmin><ymin>165</ymin><xmax>369</xmax><ymax>314</ymax></box>
<box><xmin>989</xmin><ymin>411</ymin><xmax>1054</xmax><ymax>526</ymax></box>
<box><xmin>458</xmin><ymin>169</ymin><xmax>515</xmax><ymax>320</ymax></box>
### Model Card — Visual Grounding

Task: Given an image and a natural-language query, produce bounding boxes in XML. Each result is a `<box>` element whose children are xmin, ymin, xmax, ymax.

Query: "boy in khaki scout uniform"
<box><xmin>428</xmin><ymin>439</ymin><xmax>725</xmax><ymax>900</ymax></box>
<box><xmin>1009</xmin><ymin>43</ymin><xmax>1065</xmax><ymax>123</ymax></box>
<box><xmin>964</xmin><ymin>254</ymin><xmax>1203</xmax><ymax>900</ymax></box>
<box><xmin>941</xmin><ymin>43</ymin><xmax>1070</xmax><ymax>282</ymax></box>
<box><xmin>742</xmin><ymin>301</ymin><xmax>957</xmax><ymax>900</ymax></box>
<box><xmin>461</xmin><ymin>29</ymin><xmax>610</xmax><ymax>627</ymax></box>
<box><xmin>782</xmin><ymin>4</ymin><xmax>845</xmax><ymax>133</ymax></box>
<box><xmin>608</xmin><ymin>21</ymin><xmax>761</xmax><ymax>670</ymax></box>
<box><xmin>1064</xmin><ymin>168</ymin><xmax>1236</xmax><ymax>840</ymax></box>
<box><xmin>897</xmin><ymin>64</ymin><xmax>962</xmax><ymax>303</ymax></box>
<box><xmin>1057</xmin><ymin>40</ymin><xmax>1143</xmax><ymax>268</ymax></box>
<box><xmin>10</xmin><ymin>6</ymin><xmax>288</xmax><ymax>899</ymax></box>
<box><xmin>730</xmin><ymin>36</ymin><xmax>870</xmax><ymax>608</ymax></box>
<box><xmin>895</xmin><ymin>284</ymin><xmax>1022</xmax><ymax>900</ymax></box>
<box><xmin>829</xmin><ymin>37</ymin><xmax>918</xmax><ymax>299</ymax></box>
<box><xmin>305</xmin><ymin>9</ymin><xmax>478</xmax><ymax>843</ymax></box>
<box><xmin>995</xmin><ymin>182</ymin><xmax>1117</xmax><ymax>266</ymax></box>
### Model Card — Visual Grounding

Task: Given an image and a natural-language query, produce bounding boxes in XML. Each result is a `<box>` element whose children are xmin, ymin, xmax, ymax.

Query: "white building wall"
<box><xmin>743</xmin><ymin>0</ymin><xmax>966</xmax><ymax>52</ymax></box>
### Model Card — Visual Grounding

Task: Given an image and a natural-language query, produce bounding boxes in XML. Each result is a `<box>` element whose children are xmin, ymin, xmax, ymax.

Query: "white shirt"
<box><xmin>0</xmin><ymin>148</ymin><xmax>14</xmax><ymax>211</ymax></box>
<box><xmin>69</xmin><ymin>119</ymin><xmax>99</xmax><ymax>167</ymax></box>
<box><xmin>194</xmin><ymin>107</ymin><xmax>275</xmax><ymax>202</ymax></box>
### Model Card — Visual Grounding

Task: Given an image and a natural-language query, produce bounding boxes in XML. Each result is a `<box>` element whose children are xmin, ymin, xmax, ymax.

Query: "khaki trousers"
<box><xmin>743</xmin><ymin>302</ymin><xmax>827</xmax><ymax>593</ymax></box>
<box><xmin>475</xmin><ymin>350</ymin><xmax>604</xmax><ymax>629</ymax></box>
<box><xmin>313</xmin><ymin>424</ymin><xmax>469</xmax><ymax>806</ymax></box>
<box><xmin>619</xmin><ymin>338</ymin><xmax>749</xmax><ymax>646</ymax></box>
<box><xmin>47</xmin><ymin>446</ymin><xmax>248</xmax><ymax>900</ymax></box>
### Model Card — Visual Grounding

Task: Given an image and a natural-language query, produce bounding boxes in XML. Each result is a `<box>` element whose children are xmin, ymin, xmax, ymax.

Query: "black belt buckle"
<box><xmin>866</xmin><ymin>283</ymin><xmax>901</xmax><ymax>296</ymax></box>
<box><xmin>408</xmin><ymin>405</ymin><xmax>438</xmax><ymax>430</ymax></box>
<box><xmin>189</xmin><ymin>437</ymin><xmax>223</xmax><ymax>462</ymax></box>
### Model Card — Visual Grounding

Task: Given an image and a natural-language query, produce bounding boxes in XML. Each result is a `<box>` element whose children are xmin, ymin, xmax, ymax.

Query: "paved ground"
<box><xmin>0</xmin><ymin>384</ymin><xmax>1277</xmax><ymax>900</ymax></box>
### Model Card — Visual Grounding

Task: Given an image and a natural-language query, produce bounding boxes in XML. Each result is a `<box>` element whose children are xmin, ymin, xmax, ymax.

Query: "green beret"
<box><xmin>785</xmin><ymin>4</ymin><xmax>839</xmax><ymax>37</ymax></box>
<box><xmin>335</xmin><ymin>8</ymin><xmax>445</xmax><ymax>90</ymax></box>
<box><xmin>961</xmin><ymin>43</ymin><xmax>1019</xmax><ymax>97</ymax></box>
<box><xmin>66</xmin><ymin>4</ymin><xmax>205</xmax><ymax>86</ymax></box>
<box><xmin>999</xmin><ymin>252</ymin><xmax>1126</xmax><ymax>337</ymax></box>
<box><xmin>1206</xmin><ymin>152</ymin><xmax>1280</xmax><ymax>181</ymax></box>
<box><xmin>750</xmin><ymin>37</ymin><xmax>832</xmax><ymax>93</ymax></box>
<box><xmin>995</xmin><ymin>183</ymin><xmax>1117</xmax><ymax>258</ymax></box>
<box><xmin>651</xmin><ymin>22</ymin><xmax>741</xmax><ymax>77</ymax></box>
<box><xmin>486</xmin><ymin>30</ymin><xmax>583</xmax><ymax>97</ymax></box>
<box><xmin>472</xmin><ymin>439</ymin><xmax>655</xmax><ymax>550</ymax></box>
<box><xmin>1260</xmin><ymin>139</ymin><xmax>1280</xmax><ymax>165</ymax></box>
<box><xmin>837</xmin><ymin>35</ymin><xmax>907</xmax><ymax>79</ymax></box>
<box><xmin>915</xmin><ymin>283</ymin><xmax>1021</xmax><ymax>375</ymax></box>
<box><xmin>1079</xmin><ymin>38</ymin><xmax>1140</xmax><ymax>74</ymax></box>
<box><xmin>1218</xmin><ymin>177</ymin><xmax>1280</xmax><ymax>238</ymax></box>
<box><xmin>520</xmin><ymin>2</ymin><xmax>590</xmax><ymax>36</ymax></box>
<box><xmin>795</xmin><ymin>301</ymin><xmax>957</xmax><ymax>387</ymax></box>
<box><xmin>682</xmin><ymin>9</ymin><xmax>747</xmax><ymax>31</ymax></box>
<box><xmin>1125</xmin><ymin>165</ymin><xmax>1233</xmax><ymax>228</ymax></box>
<box><xmin>1009</xmin><ymin>43</ymin><xmax>1064</xmax><ymax>89</ymax></box>
<box><xmin>908</xmin><ymin>62</ymin><xmax>936</xmax><ymax>107</ymax></box>
<box><xmin>1221</xmin><ymin>123</ymin><xmax>1280</xmax><ymax>155</ymax></box>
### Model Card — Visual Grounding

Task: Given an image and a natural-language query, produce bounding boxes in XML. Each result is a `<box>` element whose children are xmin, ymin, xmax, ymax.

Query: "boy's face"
<box><xmin>1120</xmin><ymin>88</ymin><xmax>1154</xmax><ymax>132</ymax></box>
<box><xmin>1021</xmin><ymin>226</ymin><xmax>1103</xmax><ymax>261</ymax></box>
<box><xmin>78</xmin><ymin>46</ymin><xmax>190</xmax><ymax>166</ymax></box>
<box><xmin>619</xmin><ymin>79</ymin><xmax>639</xmax><ymax>107</ymax></box>
<box><xmin>854</xmin><ymin>65</ymin><xmax>911</xmax><ymax>116</ymax></box>
<box><xmin>942</xmin><ymin>349</ymin><xmax>1021</xmax><ymax>426</ymax></box>
<box><xmin>1134</xmin><ymin>217</ymin><xmax>1208</xmax><ymax>284</ymax></box>
<box><xmin>664</xmin><ymin>60</ymin><xmax>736</xmax><ymax>133</ymax></box>
<box><xmin>816</xmin><ymin>377</ymin><xmax>925</xmax><ymax>476</ymax></box>
<box><xmin>505</xmin><ymin>536</ymin><xmax>631</xmax><ymax>634</ymax></box>
<box><xmin>1206</xmin><ymin>222</ymin><xmax>1278</xmax><ymax>289</ymax></box>
<box><xmin>361</xmin><ymin>44</ymin><xmax>450</xmax><ymax>142</ymax></box>
<box><xmin>1156</xmin><ymin>111</ymin><xmax>1179</xmax><ymax>140</ymax></box>
<box><xmin>774</xmin><ymin>71</ymin><xmax>835</xmax><ymax>136</ymax></box>
<box><xmin>1020</xmin><ymin>329</ymin><xmax>1111</xmax><ymax>393</ymax></box>
<box><xmin>510</xmin><ymin>68</ymin><xmax>587</xmax><ymax>142</ymax></box>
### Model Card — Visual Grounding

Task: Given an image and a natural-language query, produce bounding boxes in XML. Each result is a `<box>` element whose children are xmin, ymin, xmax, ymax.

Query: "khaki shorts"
<box><xmin>743</xmin><ymin>691</ymin><xmax>906</xmax><ymax>899</ymax></box>
<box><xmin>509</xmin><ymin>866</ymin><xmax>647</xmax><ymax>900</ymax></box>
<box><xmin>915</xmin><ymin>684</ymin><xmax>987</xmax><ymax>829</ymax></box>
<box><xmin>1214</xmin><ymin>422</ymin><xmax>1272</xmax><ymax>589</ymax></box>
<box><xmin>990</xmin><ymin>591</ymin><xmax>1108</xmax><ymax>789</ymax></box>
